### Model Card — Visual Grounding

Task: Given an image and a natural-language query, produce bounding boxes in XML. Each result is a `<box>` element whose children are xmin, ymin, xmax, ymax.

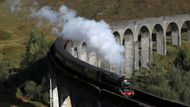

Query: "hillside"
<box><xmin>1</xmin><ymin>0</ymin><xmax>190</xmax><ymax>64</ymax></box>
<box><xmin>1</xmin><ymin>0</ymin><xmax>190</xmax><ymax>106</ymax></box>
<box><xmin>46</xmin><ymin>0</ymin><xmax>190</xmax><ymax>22</ymax></box>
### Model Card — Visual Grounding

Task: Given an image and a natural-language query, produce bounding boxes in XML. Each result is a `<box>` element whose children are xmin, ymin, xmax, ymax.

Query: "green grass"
<box><xmin>0</xmin><ymin>46</ymin><xmax>24</xmax><ymax>64</ymax></box>
<box><xmin>23</xmin><ymin>0</ymin><xmax>190</xmax><ymax>22</ymax></box>
<box><xmin>55</xmin><ymin>0</ymin><xmax>190</xmax><ymax>22</ymax></box>
<box><xmin>0</xmin><ymin>30</ymin><xmax>12</xmax><ymax>40</ymax></box>
<box><xmin>0</xmin><ymin>1</ymin><xmax>56</xmax><ymax>65</ymax></box>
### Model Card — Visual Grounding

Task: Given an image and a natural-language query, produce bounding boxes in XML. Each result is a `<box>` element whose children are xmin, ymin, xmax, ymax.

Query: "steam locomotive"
<box><xmin>49</xmin><ymin>44</ymin><xmax>134</xmax><ymax>97</ymax></box>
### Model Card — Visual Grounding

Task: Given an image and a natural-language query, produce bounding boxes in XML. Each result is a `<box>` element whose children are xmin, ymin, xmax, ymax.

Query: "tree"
<box><xmin>22</xmin><ymin>32</ymin><xmax>37</xmax><ymax>65</ymax></box>
<box><xmin>21</xmin><ymin>31</ymin><xmax>52</xmax><ymax>66</ymax></box>
<box><xmin>24</xmin><ymin>80</ymin><xmax>37</xmax><ymax>99</ymax></box>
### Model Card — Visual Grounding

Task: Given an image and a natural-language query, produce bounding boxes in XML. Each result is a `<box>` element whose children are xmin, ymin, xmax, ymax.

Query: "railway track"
<box><xmin>48</xmin><ymin>44</ymin><xmax>190</xmax><ymax>107</ymax></box>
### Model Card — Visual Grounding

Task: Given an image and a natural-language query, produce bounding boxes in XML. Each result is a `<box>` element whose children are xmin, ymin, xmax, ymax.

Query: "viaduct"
<box><xmin>48</xmin><ymin>14</ymin><xmax>190</xmax><ymax>107</ymax></box>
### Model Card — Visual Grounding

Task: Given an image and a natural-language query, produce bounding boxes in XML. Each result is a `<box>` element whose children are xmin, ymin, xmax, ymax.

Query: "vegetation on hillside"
<box><xmin>0</xmin><ymin>32</ymin><xmax>52</xmax><ymax>106</ymax></box>
<box><xmin>1</xmin><ymin>0</ymin><xmax>190</xmax><ymax>106</ymax></box>
<box><xmin>131</xmin><ymin>33</ymin><xmax>190</xmax><ymax>105</ymax></box>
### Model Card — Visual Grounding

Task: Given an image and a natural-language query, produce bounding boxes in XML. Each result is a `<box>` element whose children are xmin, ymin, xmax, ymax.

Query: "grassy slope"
<box><xmin>50</xmin><ymin>0</ymin><xmax>190</xmax><ymax>22</ymax></box>
<box><xmin>0</xmin><ymin>2</ymin><xmax>33</xmax><ymax>65</ymax></box>
<box><xmin>0</xmin><ymin>1</ymin><xmax>55</xmax><ymax>65</ymax></box>
<box><xmin>1</xmin><ymin>0</ymin><xmax>190</xmax><ymax>65</ymax></box>
<box><xmin>30</xmin><ymin>0</ymin><xmax>190</xmax><ymax>22</ymax></box>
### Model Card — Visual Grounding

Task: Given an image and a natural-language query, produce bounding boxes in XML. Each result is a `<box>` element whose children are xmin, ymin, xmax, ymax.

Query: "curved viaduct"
<box><xmin>48</xmin><ymin>14</ymin><xmax>190</xmax><ymax>107</ymax></box>
<box><xmin>111</xmin><ymin>14</ymin><xmax>190</xmax><ymax>75</ymax></box>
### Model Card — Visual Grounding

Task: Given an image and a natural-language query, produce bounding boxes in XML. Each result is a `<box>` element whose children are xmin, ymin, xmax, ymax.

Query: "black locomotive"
<box><xmin>49</xmin><ymin>44</ymin><xmax>134</xmax><ymax>97</ymax></box>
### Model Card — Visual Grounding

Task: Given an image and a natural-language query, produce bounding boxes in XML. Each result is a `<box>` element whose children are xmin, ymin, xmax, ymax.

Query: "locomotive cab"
<box><xmin>119</xmin><ymin>79</ymin><xmax>135</xmax><ymax>97</ymax></box>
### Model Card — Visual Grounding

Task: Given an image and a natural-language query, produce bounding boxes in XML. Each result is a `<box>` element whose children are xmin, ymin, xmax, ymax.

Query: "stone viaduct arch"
<box><xmin>80</xmin><ymin>42</ymin><xmax>88</xmax><ymax>62</ymax></box>
<box><xmin>109</xmin><ymin>31</ymin><xmax>122</xmax><ymax>75</ymax></box>
<box><xmin>138</xmin><ymin>26</ymin><xmax>150</xmax><ymax>68</ymax></box>
<box><xmin>152</xmin><ymin>24</ymin><xmax>165</xmax><ymax>55</ymax></box>
<box><xmin>166</xmin><ymin>22</ymin><xmax>180</xmax><ymax>46</ymax></box>
<box><xmin>181</xmin><ymin>20</ymin><xmax>190</xmax><ymax>41</ymax></box>
<box><xmin>72</xmin><ymin>47</ymin><xmax>79</xmax><ymax>58</ymax></box>
<box><xmin>113</xmin><ymin>31</ymin><xmax>121</xmax><ymax>45</ymax></box>
<box><xmin>123</xmin><ymin>29</ymin><xmax>134</xmax><ymax>76</ymax></box>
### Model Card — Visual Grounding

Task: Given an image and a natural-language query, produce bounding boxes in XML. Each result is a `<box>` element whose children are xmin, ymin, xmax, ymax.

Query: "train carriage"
<box><xmin>52</xmin><ymin>44</ymin><xmax>135</xmax><ymax>97</ymax></box>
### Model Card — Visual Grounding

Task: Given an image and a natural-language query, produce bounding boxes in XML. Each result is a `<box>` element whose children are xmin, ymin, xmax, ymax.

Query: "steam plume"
<box><xmin>6</xmin><ymin>0</ymin><xmax>21</xmax><ymax>12</ymax></box>
<box><xmin>32</xmin><ymin>5</ymin><xmax>124</xmax><ymax>64</ymax></box>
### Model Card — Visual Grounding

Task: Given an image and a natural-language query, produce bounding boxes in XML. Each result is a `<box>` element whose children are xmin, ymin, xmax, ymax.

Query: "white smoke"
<box><xmin>6</xmin><ymin>0</ymin><xmax>21</xmax><ymax>12</ymax></box>
<box><xmin>32</xmin><ymin>5</ymin><xmax>124</xmax><ymax>64</ymax></box>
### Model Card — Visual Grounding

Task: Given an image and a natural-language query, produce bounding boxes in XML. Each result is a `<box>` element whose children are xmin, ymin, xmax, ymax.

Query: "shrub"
<box><xmin>42</xmin><ymin>91</ymin><xmax>49</xmax><ymax>103</ymax></box>
<box><xmin>24</xmin><ymin>81</ymin><xmax>37</xmax><ymax>99</ymax></box>
<box><xmin>174</xmin><ymin>43</ymin><xmax>190</xmax><ymax>70</ymax></box>
<box><xmin>0</xmin><ymin>59</ymin><xmax>14</xmax><ymax>80</ymax></box>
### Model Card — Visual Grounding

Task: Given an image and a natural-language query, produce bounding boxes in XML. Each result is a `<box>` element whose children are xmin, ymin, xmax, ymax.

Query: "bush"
<box><xmin>132</xmin><ymin>63</ymin><xmax>189</xmax><ymax>104</ymax></box>
<box><xmin>167</xmin><ymin>69</ymin><xmax>183</xmax><ymax>92</ymax></box>
<box><xmin>24</xmin><ymin>81</ymin><xmax>37</xmax><ymax>99</ymax></box>
<box><xmin>147</xmin><ymin>83</ymin><xmax>178</xmax><ymax>100</ymax></box>
<box><xmin>42</xmin><ymin>91</ymin><xmax>49</xmax><ymax>103</ymax></box>
<box><xmin>0</xmin><ymin>59</ymin><xmax>14</xmax><ymax>80</ymax></box>
<box><xmin>180</xmin><ymin>87</ymin><xmax>190</xmax><ymax>104</ymax></box>
<box><xmin>174</xmin><ymin>43</ymin><xmax>190</xmax><ymax>70</ymax></box>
